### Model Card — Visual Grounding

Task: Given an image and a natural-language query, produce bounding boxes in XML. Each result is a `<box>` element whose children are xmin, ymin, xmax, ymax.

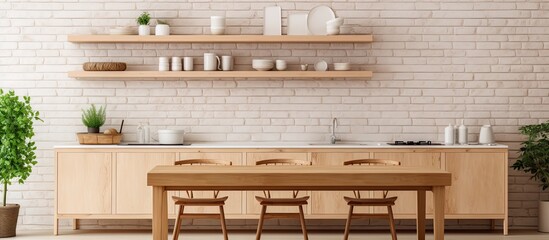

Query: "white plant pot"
<box><xmin>155</xmin><ymin>24</ymin><xmax>170</xmax><ymax>36</ymax></box>
<box><xmin>540</xmin><ymin>200</ymin><xmax>549</xmax><ymax>232</ymax></box>
<box><xmin>138</xmin><ymin>25</ymin><xmax>150</xmax><ymax>36</ymax></box>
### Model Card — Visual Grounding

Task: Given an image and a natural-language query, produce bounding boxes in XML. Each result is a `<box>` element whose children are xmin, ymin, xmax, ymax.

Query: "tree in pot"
<box><xmin>512</xmin><ymin>121</ymin><xmax>549</xmax><ymax>232</ymax></box>
<box><xmin>0</xmin><ymin>90</ymin><xmax>41</xmax><ymax>237</ymax></box>
<box><xmin>82</xmin><ymin>104</ymin><xmax>106</xmax><ymax>133</ymax></box>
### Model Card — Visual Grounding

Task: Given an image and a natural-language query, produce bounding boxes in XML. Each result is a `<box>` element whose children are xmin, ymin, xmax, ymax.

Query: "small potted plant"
<box><xmin>155</xmin><ymin>19</ymin><xmax>170</xmax><ymax>36</ymax></box>
<box><xmin>137</xmin><ymin>12</ymin><xmax>151</xmax><ymax>35</ymax></box>
<box><xmin>81</xmin><ymin>104</ymin><xmax>106</xmax><ymax>133</ymax></box>
<box><xmin>512</xmin><ymin>121</ymin><xmax>549</xmax><ymax>232</ymax></box>
<box><xmin>0</xmin><ymin>90</ymin><xmax>41</xmax><ymax>237</ymax></box>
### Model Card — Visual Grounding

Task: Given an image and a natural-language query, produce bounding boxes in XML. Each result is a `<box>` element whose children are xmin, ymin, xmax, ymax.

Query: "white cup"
<box><xmin>204</xmin><ymin>53</ymin><xmax>221</xmax><ymax>71</ymax></box>
<box><xmin>221</xmin><ymin>56</ymin><xmax>233</xmax><ymax>71</ymax></box>
<box><xmin>276</xmin><ymin>60</ymin><xmax>287</xmax><ymax>71</ymax></box>
<box><xmin>211</xmin><ymin>16</ymin><xmax>226</xmax><ymax>28</ymax></box>
<box><xmin>183</xmin><ymin>57</ymin><xmax>194</xmax><ymax>71</ymax></box>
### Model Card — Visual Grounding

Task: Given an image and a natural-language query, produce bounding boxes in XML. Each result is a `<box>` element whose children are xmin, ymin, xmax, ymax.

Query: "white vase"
<box><xmin>138</xmin><ymin>25</ymin><xmax>150</xmax><ymax>36</ymax></box>
<box><xmin>540</xmin><ymin>200</ymin><xmax>549</xmax><ymax>232</ymax></box>
<box><xmin>155</xmin><ymin>24</ymin><xmax>170</xmax><ymax>36</ymax></box>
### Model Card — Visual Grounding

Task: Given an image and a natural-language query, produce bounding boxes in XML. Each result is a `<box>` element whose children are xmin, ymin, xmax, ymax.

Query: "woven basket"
<box><xmin>83</xmin><ymin>62</ymin><xmax>127</xmax><ymax>71</ymax></box>
<box><xmin>77</xmin><ymin>133</ymin><xmax>123</xmax><ymax>145</ymax></box>
<box><xmin>0</xmin><ymin>204</ymin><xmax>19</xmax><ymax>237</ymax></box>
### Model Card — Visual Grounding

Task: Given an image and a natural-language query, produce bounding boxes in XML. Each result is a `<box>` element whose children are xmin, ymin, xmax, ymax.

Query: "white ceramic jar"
<box><xmin>155</xmin><ymin>24</ymin><xmax>170</xmax><ymax>36</ymax></box>
<box><xmin>158</xmin><ymin>130</ymin><xmax>185</xmax><ymax>144</ymax></box>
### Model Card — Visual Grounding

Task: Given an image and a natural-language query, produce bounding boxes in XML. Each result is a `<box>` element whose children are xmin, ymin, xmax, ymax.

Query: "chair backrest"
<box><xmin>175</xmin><ymin>159</ymin><xmax>232</xmax><ymax>198</ymax></box>
<box><xmin>344</xmin><ymin>159</ymin><xmax>401</xmax><ymax>199</ymax></box>
<box><xmin>256</xmin><ymin>159</ymin><xmax>311</xmax><ymax>198</ymax></box>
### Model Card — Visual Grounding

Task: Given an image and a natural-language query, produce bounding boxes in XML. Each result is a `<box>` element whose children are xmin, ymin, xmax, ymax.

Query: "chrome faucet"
<box><xmin>330</xmin><ymin>118</ymin><xmax>340</xmax><ymax>144</ymax></box>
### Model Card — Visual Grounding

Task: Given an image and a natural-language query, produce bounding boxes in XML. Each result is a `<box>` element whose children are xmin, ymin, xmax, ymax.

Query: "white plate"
<box><xmin>307</xmin><ymin>5</ymin><xmax>336</xmax><ymax>35</ymax></box>
<box><xmin>288</xmin><ymin>13</ymin><xmax>310</xmax><ymax>35</ymax></box>
<box><xmin>263</xmin><ymin>6</ymin><xmax>282</xmax><ymax>35</ymax></box>
<box><xmin>314</xmin><ymin>60</ymin><xmax>328</xmax><ymax>71</ymax></box>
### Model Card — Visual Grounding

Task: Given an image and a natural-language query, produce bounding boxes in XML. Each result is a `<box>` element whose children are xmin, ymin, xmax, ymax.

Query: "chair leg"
<box><xmin>343</xmin><ymin>205</ymin><xmax>354</xmax><ymax>240</ymax></box>
<box><xmin>173</xmin><ymin>205</ymin><xmax>184</xmax><ymax>240</ymax></box>
<box><xmin>387</xmin><ymin>206</ymin><xmax>397</xmax><ymax>240</ymax></box>
<box><xmin>255</xmin><ymin>205</ymin><xmax>267</xmax><ymax>240</ymax></box>
<box><xmin>219</xmin><ymin>206</ymin><xmax>229</xmax><ymax>240</ymax></box>
<box><xmin>298</xmin><ymin>205</ymin><xmax>308</xmax><ymax>240</ymax></box>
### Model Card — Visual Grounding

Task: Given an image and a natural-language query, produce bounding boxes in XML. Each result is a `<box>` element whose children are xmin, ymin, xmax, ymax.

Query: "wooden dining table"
<box><xmin>147</xmin><ymin>165</ymin><xmax>451</xmax><ymax>240</ymax></box>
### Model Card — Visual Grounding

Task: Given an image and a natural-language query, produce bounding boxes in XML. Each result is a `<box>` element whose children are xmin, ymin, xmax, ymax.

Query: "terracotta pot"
<box><xmin>540</xmin><ymin>200</ymin><xmax>549</xmax><ymax>232</ymax></box>
<box><xmin>0</xmin><ymin>204</ymin><xmax>20</xmax><ymax>238</ymax></box>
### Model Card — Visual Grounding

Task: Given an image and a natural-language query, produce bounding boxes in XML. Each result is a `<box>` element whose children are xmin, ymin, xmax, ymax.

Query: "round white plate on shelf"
<box><xmin>307</xmin><ymin>5</ymin><xmax>336</xmax><ymax>35</ymax></box>
<box><xmin>314</xmin><ymin>60</ymin><xmax>328</xmax><ymax>71</ymax></box>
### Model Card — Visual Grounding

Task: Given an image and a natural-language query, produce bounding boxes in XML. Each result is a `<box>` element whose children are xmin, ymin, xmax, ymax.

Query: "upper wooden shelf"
<box><xmin>68</xmin><ymin>71</ymin><xmax>373</xmax><ymax>79</ymax></box>
<box><xmin>67</xmin><ymin>35</ymin><xmax>373</xmax><ymax>43</ymax></box>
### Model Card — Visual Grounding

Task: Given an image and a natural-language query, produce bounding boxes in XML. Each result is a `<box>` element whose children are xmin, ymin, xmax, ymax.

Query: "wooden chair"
<box><xmin>254</xmin><ymin>159</ymin><xmax>312</xmax><ymax>240</ymax></box>
<box><xmin>172</xmin><ymin>159</ymin><xmax>232</xmax><ymax>240</ymax></box>
<box><xmin>343</xmin><ymin>159</ymin><xmax>401</xmax><ymax>240</ymax></box>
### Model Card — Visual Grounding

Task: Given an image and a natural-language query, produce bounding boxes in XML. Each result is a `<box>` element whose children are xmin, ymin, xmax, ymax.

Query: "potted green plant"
<box><xmin>137</xmin><ymin>12</ymin><xmax>151</xmax><ymax>36</ymax></box>
<box><xmin>512</xmin><ymin>121</ymin><xmax>549</xmax><ymax>232</ymax></box>
<box><xmin>81</xmin><ymin>104</ymin><xmax>106</xmax><ymax>133</ymax></box>
<box><xmin>0</xmin><ymin>90</ymin><xmax>41</xmax><ymax>238</ymax></box>
<box><xmin>155</xmin><ymin>19</ymin><xmax>170</xmax><ymax>36</ymax></box>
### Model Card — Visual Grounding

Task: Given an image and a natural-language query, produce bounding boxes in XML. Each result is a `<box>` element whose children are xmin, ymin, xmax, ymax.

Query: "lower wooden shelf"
<box><xmin>67</xmin><ymin>71</ymin><xmax>373</xmax><ymax>79</ymax></box>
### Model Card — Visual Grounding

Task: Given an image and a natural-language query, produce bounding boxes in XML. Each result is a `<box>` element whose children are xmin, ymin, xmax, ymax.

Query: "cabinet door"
<box><xmin>178</xmin><ymin>152</ymin><xmax>243</xmax><ymax>214</ymax></box>
<box><xmin>246</xmin><ymin>152</ymin><xmax>309</xmax><ymax>215</ymax></box>
<box><xmin>310</xmin><ymin>152</ymin><xmax>372</xmax><ymax>215</ymax></box>
<box><xmin>115</xmin><ymin>153</ymin><xmax>176</xmax><ymax>215</ymax></box>
<box><xmin>57</xmin><ymin>152</ymin><xmax>112</xmax><ymax>214</ymax></box>
<box><xmin>372</xmin><ymin>152</ymin><xmax>441</xmax><ymax>216</ymax></box>
<box><xmin>445</xmin><ymin>152</ymin><xmax>506</xmax><ymax>215</ymax></box>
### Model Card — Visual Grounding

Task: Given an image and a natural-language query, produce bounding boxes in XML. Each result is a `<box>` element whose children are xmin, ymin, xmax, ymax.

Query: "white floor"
<box><xmin>13</xmin><ymin>230</ymin><xmax>549</xmax><ymax>240</ymax></box>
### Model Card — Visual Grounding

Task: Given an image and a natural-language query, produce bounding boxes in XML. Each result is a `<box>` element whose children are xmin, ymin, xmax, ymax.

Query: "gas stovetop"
<box><xmin>387</xmin><ymin>141</ymin><xmax>443</xmax><ymax>146</ymax></box>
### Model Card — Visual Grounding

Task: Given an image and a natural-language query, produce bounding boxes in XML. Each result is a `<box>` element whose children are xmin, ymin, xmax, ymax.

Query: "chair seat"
<box><xmin>344</xmin><ymin>196</ymin><xmax>397</xmax><ymax>206</ymax></box>
<box><xmin>172</xmin><ymin>196</ymin><xmax>228</xmax><ymax>206</ymax></box>
<box><xmin>255</xmin><ymin>196</ymin><xmax>310</xmax><ymax>206</ymax></box>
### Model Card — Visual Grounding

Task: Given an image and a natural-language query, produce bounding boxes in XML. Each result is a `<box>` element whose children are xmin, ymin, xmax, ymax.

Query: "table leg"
<box><xmin>416</xmin><ymin>190</ymin><xmax>426</xmax><ymax>240</ymax></box>
<box><xmin>433</xmin><ymin>186</ymin><xmax>445</xmax><ymax>240</ymax></box>
<box><xmin>153</xmin><ymin>186</ymin><xmax>168</xmax><ymax>240</ymax></box>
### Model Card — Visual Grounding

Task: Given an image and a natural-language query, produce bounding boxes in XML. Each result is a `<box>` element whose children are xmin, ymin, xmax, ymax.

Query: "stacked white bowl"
<box><xmin>333</xmin><ymin>62</ymin><xmax>351</xmax><ymax>71</ymax></box>
<box><xmin>275</xmin><ymin>60</ymin><xmax>287</xmax><ymax>71</ymax></box>
<box><xmin>326</xmin><ymin>18</ymin><xmax>344</xmax><ymax>35</ymax></box>
<box><xmin>159</xmin><ymin>57</ymin><xmax>170</xmax><ymax>71</ymax></box>
<box><xmin>252</xmin><ymin>59</ymin><xmax>274</xmax><ymax>71</ymax></box>
<box><xmin>211</xmin><ymin>16</ymin><xmax>226</xmax><ymax>35</ymax></box>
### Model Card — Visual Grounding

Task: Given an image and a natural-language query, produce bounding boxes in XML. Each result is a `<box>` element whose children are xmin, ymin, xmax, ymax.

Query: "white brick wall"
<box><xmin>1</xmin><ymin>0</ymin><xmax>547</xmax><ymax>231</ymax></box>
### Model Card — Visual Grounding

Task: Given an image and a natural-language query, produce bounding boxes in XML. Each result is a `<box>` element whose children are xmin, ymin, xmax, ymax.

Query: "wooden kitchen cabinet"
<box><xmin>245</xmin><ymin>152</ymin><xmax>310</xmax><ymax>215</ymax></box>
<box><xmin>310</xmin><ymin>152</ymin><xmax>372</xmax><ymax>215</ymax></box>
<box><xmin>445</xmin><ymin>152</ymin><xmax>507</xmax><ymax>215</ymax></box>
<box><xmin>371</xmin><ymin>152</ymin><xmax>441</xmax><ymax>216</ymax></box>
<box><xmin>54</xmin><ymin>146</ymin><xmax>508</xmax><ymax>234</ymax></box>
<box><xmin>57</xmin><ymin>152</ymin><xmax>112</xmax><ymax>214</ymax></box>
<box><xmin>115</xmin><ymin>153</ymin><xmax>176</xmax><ymax>215</ymax></box>
<box><xmin>178</xmin><ymin>152</ymin><xmax>243</xmax><ymax>214</ymax></box>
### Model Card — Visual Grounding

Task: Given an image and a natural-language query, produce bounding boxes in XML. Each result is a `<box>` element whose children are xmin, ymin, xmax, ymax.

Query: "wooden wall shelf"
<box><xmin>68</xmin><ymin>71</ymin><xmax>373</xmax><ymax>79</ymax></box>
<box><xmin>67</xmin><ymin>35</ymin><xmax>373</xmax><ymax>43</ymax></box>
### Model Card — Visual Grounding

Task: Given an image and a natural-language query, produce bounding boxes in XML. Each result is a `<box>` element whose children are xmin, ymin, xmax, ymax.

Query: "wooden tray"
<box><xmin>77</xmin><ymin>133</ymin><xmax>122</xmax><ymax>145</ymax></box>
